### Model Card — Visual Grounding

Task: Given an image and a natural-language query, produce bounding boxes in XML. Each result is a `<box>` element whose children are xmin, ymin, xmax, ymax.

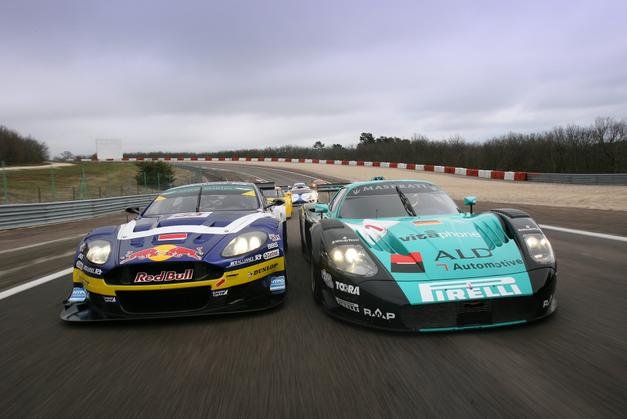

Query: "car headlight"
<box><xmin>523</xmin><ymin>233</ymin><xmax>554</xmax><ymax>263</ymax></box>
<box><xmin>328</xmin><ymin>245</ymin><xmax>378</xmax><ymax>276</ymax></box>
<box><xmin>85</xmin><ymin>240</ymin><xmax>111</xmax><ymax>265</ymax></box>
<box><xmin>292</xmin><ymin>194</ymin><xmax>299</xmax><ymax>202</ymax></box>
<box><xmin>222</xmin><ymin>231</ymin><xmax>267</xmax><ymax>257</ymax></box>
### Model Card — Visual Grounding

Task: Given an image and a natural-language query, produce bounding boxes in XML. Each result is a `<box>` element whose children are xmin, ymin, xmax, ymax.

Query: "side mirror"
<box><xmin>265</xmin><ymin>199</ymin><xmax>284</xmax><ymax>209</ymax></box>
<box><xmin>463</xmin><ymin>196</ymin><xmax>477</xmax><ymax>214</ymax></box>
<box><xmin>314</xmin><ymin>203</ymin><xmax>329</xmax><ymax>213</ymax></box>
<box><xmin>125</xmin><ymin>206</ymin><xmax>141</xmax><ymax>215</ymax></box>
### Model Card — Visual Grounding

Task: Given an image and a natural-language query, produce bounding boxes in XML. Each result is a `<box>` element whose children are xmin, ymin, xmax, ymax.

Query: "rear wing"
<box><xmin>254</xmin><ymin>181</ymin><xmax>276</xmax><ymax>190</ymax></box>
<box><xmin>315</xmin><ymin>182</ymin><xmax>349</xmax><ymax>193</ymax></box>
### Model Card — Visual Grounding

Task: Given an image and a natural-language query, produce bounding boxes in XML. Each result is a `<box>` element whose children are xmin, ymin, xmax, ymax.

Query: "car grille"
<box><xmin>104</xmin><ymin>262</ymin><xmax>223</xmax><ymax>285</ymax></box>
<box><xmin>400</xmin><ymin>295</ymin><xmax>539</xmax><ymax>329</ymax></box>
<box><xmin>117</xmin><ymin>287</ymin><xmax>210</xmax><ymax>313</ymax></box>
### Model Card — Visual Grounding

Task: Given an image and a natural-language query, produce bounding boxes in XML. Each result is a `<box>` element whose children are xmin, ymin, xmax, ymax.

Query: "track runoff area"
<box><xmin>0</xmin><ymin>162</ymin><xmax>625</xmax><ymax>417</ymax></box>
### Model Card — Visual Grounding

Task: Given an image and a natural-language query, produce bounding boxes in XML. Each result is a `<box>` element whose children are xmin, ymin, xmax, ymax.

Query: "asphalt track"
<box><xmin>0</xmin><ymin>164</ymin><xmax>625</xmax><ymax>418</ymax></box>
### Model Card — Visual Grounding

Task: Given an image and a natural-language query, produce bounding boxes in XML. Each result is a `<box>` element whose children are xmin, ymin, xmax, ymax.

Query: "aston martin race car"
<box><xmin>291</xmin><ymin>182</ymin><xmax>317</xmax><ymax>205</ymax></box>
<box><xmin>300</xmin><ymin>179</ymin><xmax>557</xmax><ymax>332</ymax></box>
<box><xmin>61</xmin><ymin>182</ymin><xmax>287</xmax><ymax>322</ymax></box>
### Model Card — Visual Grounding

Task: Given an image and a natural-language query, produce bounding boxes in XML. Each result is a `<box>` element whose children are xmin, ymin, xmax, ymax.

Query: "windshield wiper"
<box><xmin>395</xmin><ymin>186</ymin><xmax>416</xmax><ymax>217</ymax></box>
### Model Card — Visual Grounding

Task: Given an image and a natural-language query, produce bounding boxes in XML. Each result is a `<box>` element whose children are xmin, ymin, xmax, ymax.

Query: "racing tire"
<box><xmin>310</xmin><ymin>256</ymin><xmax>322</xmax><ymax>304</ymax></box>
<box><xmin>282</xmin><ymin>221</ymin><xmax>288</xmax><ymax>254</ymax></box>
<box><xmin>299</xmin><ymin>211</ymin><xmax>310</xmax><ymax>261</ymax></box>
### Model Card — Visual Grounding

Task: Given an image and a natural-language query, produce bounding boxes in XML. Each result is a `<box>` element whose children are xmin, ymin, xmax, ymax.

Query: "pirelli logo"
<box><xmin>418</xmin><ymin>277</ymin><xmax>522</xmax><ymax>303</ymax></box>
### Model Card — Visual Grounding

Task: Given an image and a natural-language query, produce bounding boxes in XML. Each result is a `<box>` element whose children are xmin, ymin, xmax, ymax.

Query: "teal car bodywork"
<box><xmin>301</xmin><ymin>180</ymin><xmax>557</xmax><ymax>331</ymax></box>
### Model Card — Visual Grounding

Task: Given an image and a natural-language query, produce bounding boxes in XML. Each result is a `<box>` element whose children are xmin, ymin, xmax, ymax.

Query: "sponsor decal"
<box><xmin>77</xmin><ymin>253</ymin><xmax>84</xmax><ymax>260</ymax></box>
<box><xmin>79</xmin><ymin>242</ymin><xmax>86</xmax><ymax>251</ymax></box>
<box><xmin>321</xmin><ymin>269</ymin><xmax>333</xmax><ymax>288</ymax></box>
<box><xmin>120</xmin><ymin>245</ymin><xmax>203</xmax><ymax>264</ymax></box>
<box><xmin>242</xmin><ymin>190</ymin><xmax>256</xmax><ymax>197</ymax></box>
<box><xmin>412</xmin><ymin>220</ymin><xmax>442</xmax><ymax>226</ymax></box>
<box><xmin>166</xmin><ymin>212</ymin><xmax>212</xmax><ymax>219</ymax></box>
<box><xmin>434</xmin><ymin>248</ymin><xmax>492</xmax><ymax>261</ymax></box>
<box><xmin>390</xmin><ymin>252</ymin><xmax>425</xmax><ymax>273</ymax></box>
<box><xmin>418</xmin><ymin>277</ymin><xmax>522</xmax><ymax>303</ymax></box>
<box><xmin>336</xmin><ymin>297</ymin><xmax>360</xmax><ymax>312</ymax></box>
<box><xmin>76</xmin><ymin>260</ymin><xmax>102</xmax><ymax>275</ymax></box>
<box><xmin>263</xmin><ymin>249</ymin><xmax>280</xmax><ymax>260</ymax></box>
<box><xmin>157</xmin><ymin>233</ymin><xmax>188</xmax><ymax>241</ymax></box>
<box><xmin>134</xmin><ymin>269</ymin><xmax>194</xmax><ymax>283</ymax></box>
<box><xmin>350</xmin><ymin>182</ymin><xmax>437</xmax><ymax>196</ymax></box>
<box><xmin>517</xmin><ymin>225</ymin><xmax>540</xmax><ymax>232</ymax></box>
<box><xmin>270</xmin><ymin>276</ymin><xmax>286</xmax><ymax>292</ymax></box>
<box><xmin>68</xmin><ymin>287</ymin><xmax>87</xmax><ymax>303</ymax></box>
<box><xmin>269</xmin><ymin>234</ymin><xmax>281</xmax><ymax>242</ymax></box>
<box><xmin>216</xmin><ymin>278</ymin><xmax>226</xmax><ymax>287</ymax></box>
<box><xmin>228</xmin><ymin>254</ymin><xmax>262</xmax><ymax>267</ymax></box>
<box><xmin>400</xmin><ymin>230</ymin><xmax>481</xmax><ymax>242</ymax></box>
<box><xmin>267</xmin><ymin>242</ymin><xmax>279</xmax><ymax>249</ymax></box>
<box><xmin>448</xmin><ymin>258</ymin><xmax>524</xmax><ymax>271</ymax></box>
<box><xmin>331</xmin><ymin>236</ymin><xmax>360</xmax><ymax>245</ymax></box>
<box><xmin>103</xmin><ymin>296</ymin><xmax>116</xmax><ymax>303</ymax></box>
<box><xmin>248</xmin><ymin>262</ymin><xmax>280</xmax><ymax>278</ymax></box>
<box><xmin>335</xmin><ymin>281</ymin><xmax>360</xmax><ymax>295</ymax></box>
<box><xmin>362</xmin><ymin>307</ymin><xmax>396</xmax><ymax>320</ymax></box>
<box><xmin>213</xmin><ymin>289</ymin><xmax>229</xmax><ymax>297</ymax></box>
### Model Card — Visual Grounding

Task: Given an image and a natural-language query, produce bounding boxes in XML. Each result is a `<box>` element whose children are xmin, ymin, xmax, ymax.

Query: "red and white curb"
<box><xmin>85</xmin><ymin>156</ymin><xmax>528</xmax><ymax>181</ymax></box>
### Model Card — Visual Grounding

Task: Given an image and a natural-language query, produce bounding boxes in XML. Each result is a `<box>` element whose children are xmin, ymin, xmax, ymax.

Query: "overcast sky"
<box><xmin>1</xmin><ymin>0</ymin><xmax>626</xmax><ymax>156</ymax></box>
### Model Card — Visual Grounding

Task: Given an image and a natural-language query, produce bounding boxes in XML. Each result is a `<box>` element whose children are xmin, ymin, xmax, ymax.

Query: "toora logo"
<box><xmin>335</xmin><ymin>281</ymin><xmax>360</xmax><ymax>295</ymax></box>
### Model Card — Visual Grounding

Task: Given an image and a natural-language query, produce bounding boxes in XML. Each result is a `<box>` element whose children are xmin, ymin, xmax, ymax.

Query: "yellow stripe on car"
<box><xmin>74</xmin><ymin>257</ymin><xmax>285</xmax><ymax>296</ymax></box>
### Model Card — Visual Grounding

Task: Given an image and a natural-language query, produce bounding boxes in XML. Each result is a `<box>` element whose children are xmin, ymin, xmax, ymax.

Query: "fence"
<box><xmin>0</xmin><ymin>194</ymin><xmax>155</xmax><ymax>230</ymax></box>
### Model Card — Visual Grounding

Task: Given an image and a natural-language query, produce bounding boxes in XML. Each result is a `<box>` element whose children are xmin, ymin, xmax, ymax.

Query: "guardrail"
<box><xmin>527</xmin><ymin>173</ymin><xmax>627</xmax><ymax>185</ymax></box>
<box><xmin>0</xmin><ymin>194</ymin><xmax>155</xmax><ymax>230</ymax></box>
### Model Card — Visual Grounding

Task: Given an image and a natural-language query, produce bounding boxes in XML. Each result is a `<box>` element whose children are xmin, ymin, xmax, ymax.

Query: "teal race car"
<box><xmin>299</xmin><ymin>179</ymin><xmax>557</xmax><ymax>331</ymax></box>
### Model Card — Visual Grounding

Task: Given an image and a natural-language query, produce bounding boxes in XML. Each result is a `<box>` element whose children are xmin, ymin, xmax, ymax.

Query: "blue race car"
<box><xmin>300</xmin><ymin>179</ymin><xmax>557</xmax><ymax>331</ymax></box>
<box><xmin>61</xmin><ymin>182</ymin><xmax>287</xmax><ymax>322</ymax></box>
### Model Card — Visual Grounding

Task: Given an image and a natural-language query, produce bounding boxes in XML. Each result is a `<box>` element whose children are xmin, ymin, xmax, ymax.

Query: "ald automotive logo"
<box><xmin>419</xmin><ymin>277</ymin><xmax>522</xmax><ymax>302</ymax></box>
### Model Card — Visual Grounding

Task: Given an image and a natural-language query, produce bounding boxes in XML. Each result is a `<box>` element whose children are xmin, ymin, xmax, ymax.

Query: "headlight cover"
<box><xmin>523</xmin><ymin>233</ymin><xmax>554</xmax><ymax>264</ymax></box>
<box><xmin>222</xmin><ymin>231</ymin><xmax>268</xmax><ymax>257</ymax></box>
<box><xmin>328</xmin><ymin>244</ymin><xmax>378</xmax><ymax>276</ymax></box>
<box><xmin>85</xmin><ymin>240</ymin><xmax>111</xmax><ymax>265</ymax></box>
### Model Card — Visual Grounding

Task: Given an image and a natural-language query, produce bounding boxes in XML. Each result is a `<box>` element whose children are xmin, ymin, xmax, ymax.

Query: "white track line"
<box><xmin>0</xmin><ymin>234</ymin><xmax>83</xmax><ymax>255</ymax></box>
<box><xmin>0</xmin><ymin>267</ymin><xmax>72</xmax><ymax>301</ymax></box>
<box><xmin>540</xmin><ymin>224</ymin><xmax>627</xmax><ymax>242</ymax></box>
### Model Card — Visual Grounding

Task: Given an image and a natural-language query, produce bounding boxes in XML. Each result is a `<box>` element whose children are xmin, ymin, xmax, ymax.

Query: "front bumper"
<box><xmin>61</xmin><ymin>258</ymin><xmax>287</xmax><ymax>322</ymax></box>
<box><xmin>320</xmin><ymin>268</ymin><xmax>557</xmax><ymax>332</ymax></box>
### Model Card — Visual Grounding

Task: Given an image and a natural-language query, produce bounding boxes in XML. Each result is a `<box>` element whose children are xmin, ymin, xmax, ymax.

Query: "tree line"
<box><xmin>125</xmin><ymin>117</ymin><xmax>626</xmax><ymax>173</ymax></box>
<box><xmin>0</xmin><ymin>126</ymin><xmax>49</xmax><ymax>165</ymax></box>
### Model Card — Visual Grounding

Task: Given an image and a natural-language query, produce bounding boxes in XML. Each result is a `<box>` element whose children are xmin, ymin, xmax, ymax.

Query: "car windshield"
<box><xmin>338</xmin><ymin>181</ymin><xmax>459</xmax><ymax>218</ymax></box>
<box><xmin>143</xmin><ymin>184</ymin><xmax>260</xmax><ymax>216</ymax></box>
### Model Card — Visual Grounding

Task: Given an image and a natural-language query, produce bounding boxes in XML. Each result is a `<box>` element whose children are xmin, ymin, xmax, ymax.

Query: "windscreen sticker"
<box><xmin>167</xmin><ymin>212</ymin><xmax>212</xmax><ymax>219</ymax></box>
<box><xmin>349</xmin><ymin>182</ymin><xmax>438</xmax><ymax>196</ymax></box>
<box><xmin>242</xmin><ymin>190</ymin><xmax>256</xmax><ymax>197</ymax></box>
<box><xmin>154</xmin><ymin>195</ymin><xmax>166</xmax><ymax>202</ymax></box>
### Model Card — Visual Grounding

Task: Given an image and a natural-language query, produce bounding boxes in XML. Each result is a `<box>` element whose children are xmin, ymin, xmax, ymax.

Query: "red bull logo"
<box><xmin>134</xmin><ymin>269</ymin><xmax>194</xmax><ymax>283</ymax></box>
<box><xmin>120</xmin><ymin>244</ymin><xmax>203</xmax><ymax>264</ymax></box>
